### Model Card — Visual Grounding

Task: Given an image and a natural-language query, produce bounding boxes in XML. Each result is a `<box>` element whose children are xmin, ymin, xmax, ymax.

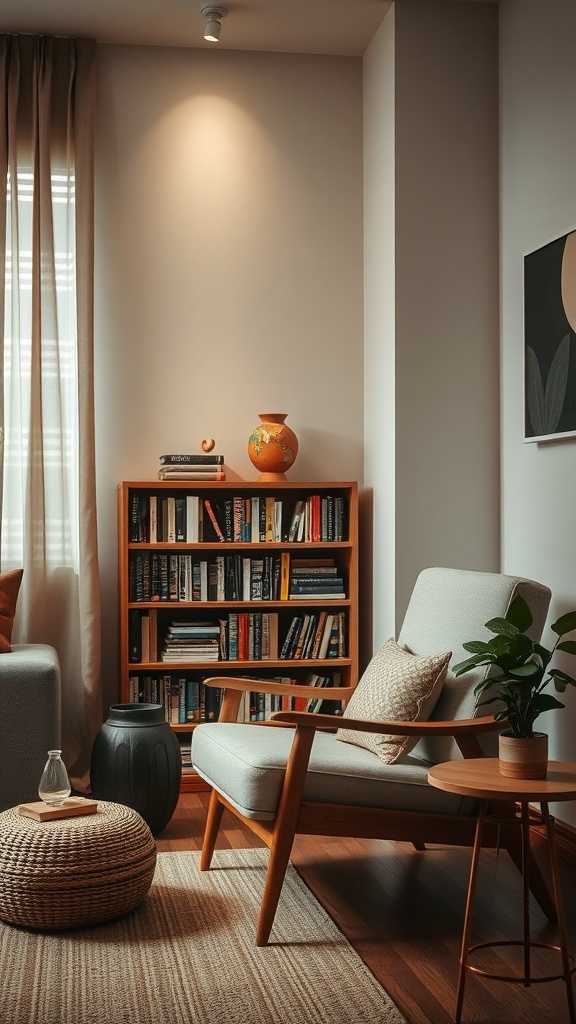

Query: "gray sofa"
<box><xmin>0</xmin><ymin>644</ymin><xmax>61</xmax><ymax>810</ymax></box>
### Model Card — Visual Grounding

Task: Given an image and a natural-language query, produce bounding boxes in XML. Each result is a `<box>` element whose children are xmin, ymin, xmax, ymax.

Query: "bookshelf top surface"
<box><xmin>121</xmin><ymin>481</ymin><xmax>357</xmax><ymax>492</ymax></box>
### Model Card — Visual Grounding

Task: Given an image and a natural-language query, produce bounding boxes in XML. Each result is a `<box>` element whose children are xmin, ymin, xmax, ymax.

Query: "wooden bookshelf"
<box><xmin>118</xmin><ymin>480</ymin><xmax>359</xmax><ymax>793</ymax></box>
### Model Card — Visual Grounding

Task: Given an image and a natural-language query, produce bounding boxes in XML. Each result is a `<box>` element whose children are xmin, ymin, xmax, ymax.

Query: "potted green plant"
<box><xmin>453</xmin><ymin>595</ymin><xmax>576</xmax><ymax>779</ymax></box>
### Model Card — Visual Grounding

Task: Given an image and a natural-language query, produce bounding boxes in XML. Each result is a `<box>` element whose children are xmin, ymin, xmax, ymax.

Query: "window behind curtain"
<box><xmin>2</xmin><ymin>167</ymin><xmax>79</xmax><ymax>571</ymax></box>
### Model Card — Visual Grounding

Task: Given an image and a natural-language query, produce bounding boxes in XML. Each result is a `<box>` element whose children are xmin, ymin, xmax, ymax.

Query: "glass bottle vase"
<box><xmin>38</xmin><ymin>750</ymin><xmax>71</xmax><ymax>807</ymax></box>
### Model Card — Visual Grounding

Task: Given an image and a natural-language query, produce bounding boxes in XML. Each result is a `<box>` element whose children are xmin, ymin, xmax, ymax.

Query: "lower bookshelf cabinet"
<box><xmin>119</xmin><ymin>480</ymin><xmax>359</xmax><ymax>792</ymax></box>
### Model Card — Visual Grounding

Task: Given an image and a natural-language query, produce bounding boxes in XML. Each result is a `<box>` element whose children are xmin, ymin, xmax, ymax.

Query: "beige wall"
<box><xmin>94</xmin><ymin>45</ymin><xmax>363</xmax><ymax>697</ymax></box>
<box><xmin>500</xmin><ymin>0</ymin><xmax>576</xmax><ymax>825</ymax></box>
<box><xmin>394</xmin><ymin>0</ymin><xmax>500</xmax><ymax>626</ymax></box>
<box><xmin>363</xmin><ymin>6</ymin><xmax>396</xmax><ymax>649</ymax></box>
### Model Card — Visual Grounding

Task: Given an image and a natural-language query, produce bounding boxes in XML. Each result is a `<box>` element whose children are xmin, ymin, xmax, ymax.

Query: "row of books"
<box><xmin>281</xmin><ymin>612</ymin><xmax>346</xmax><ymax>660</ymax></box>
<box><xmin>158</xmin><ymin>453</ymin><xmax>225</xmax><ymax>482</ymax></box>
<box><xmin>128</xmin><ymin>610</ymin><xmax>347</xmax><ymax>663</ymax></box>
<box><xmin>130</xmin><ymin>552</ymin><xmax>281</xmax><ymax>602</ymax></box>
<box><xmin>128</xmin><ymin>492</ymin><xmax>347</xmax><ymax>544</ymax></box>
<box><xmin>128</xmin><ymin>674</ymin><xmax>223</xmax><ymax>723</ymax></box>
<box><xmin>128</xmin><ymin>672</ymin><xmax>342</xmax><ymax>725</ymax></box>
<box><xmin>129</xmin><ymin>552</ymin><xmax>346</xmax><ymax>603</ymax></box>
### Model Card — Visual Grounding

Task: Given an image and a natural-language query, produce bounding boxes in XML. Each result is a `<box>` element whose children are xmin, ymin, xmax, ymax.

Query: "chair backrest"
<box><xmin>397</xmin><ymin>567</ymin><xmax>551</xmax><ymax>763</ymax></box>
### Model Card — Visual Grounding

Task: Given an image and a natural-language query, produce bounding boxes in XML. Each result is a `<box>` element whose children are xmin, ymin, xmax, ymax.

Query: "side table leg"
<box><xmin>542</xmin><ymin>802</ymin><xmax>575</xmax><ymax>1024</ymax></box>
<box><xmin>521</xmin><ymin>802</ymin><xmax>531</xmax><ymax>987</ymax></box>
<box><xmin>455</xmin><ymin>807</ymin><xmax>485</xmax><ymax>1024</ymax></box>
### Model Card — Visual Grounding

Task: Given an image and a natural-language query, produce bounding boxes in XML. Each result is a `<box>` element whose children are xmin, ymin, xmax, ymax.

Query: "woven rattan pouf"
<box><xmin>0</xmin><ymin>801</ymin><xmax>156</xmax><ymax>930</ymax></box>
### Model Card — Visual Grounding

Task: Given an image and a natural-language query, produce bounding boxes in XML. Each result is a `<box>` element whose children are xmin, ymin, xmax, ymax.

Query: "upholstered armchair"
<box><xmin>192</xmin><ymin>568</ymin><xmax>553</xmax><ymax>945</ymax></box>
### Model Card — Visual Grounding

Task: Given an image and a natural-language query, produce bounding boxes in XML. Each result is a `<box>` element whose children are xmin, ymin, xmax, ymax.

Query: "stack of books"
<box><xmin>289</xmin><ymin>558</ymin><xmax>345</xmax><ymax>599</ymax></box>
<box><xmin>160</xmin><ymin>621</ymin><xmax>220</xmax><ymax>662</ymax></box>
<box><xmin>158</xmin><ymin>454</ymin><xmax>225</xmax><ymax>481</ymax></box>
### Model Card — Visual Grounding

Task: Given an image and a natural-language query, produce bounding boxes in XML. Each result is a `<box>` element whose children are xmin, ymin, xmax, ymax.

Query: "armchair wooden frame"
<box><xmin>198</xmin><ymin>676</ymin><xmax>556</xmax><ymax>946</ymax></box>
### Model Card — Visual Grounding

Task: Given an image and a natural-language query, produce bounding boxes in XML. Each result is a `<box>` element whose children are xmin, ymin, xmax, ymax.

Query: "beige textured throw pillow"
<box><xmin>336</xmin><ymin>639</ymin><xmax>452</xmax><ymax>764</ymax></box>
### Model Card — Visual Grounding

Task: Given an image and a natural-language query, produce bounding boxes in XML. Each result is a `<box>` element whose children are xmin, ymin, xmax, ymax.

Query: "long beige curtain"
<box><xmin>0</xmin><ymin>36</ymin><xmax>101</xmax><ymax>785</ymax></box>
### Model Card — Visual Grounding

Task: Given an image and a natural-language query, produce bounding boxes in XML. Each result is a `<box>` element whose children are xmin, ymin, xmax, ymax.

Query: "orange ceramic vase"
<box><xmin>247</xmin><ymin>413</ymin><xmax>299</xmax><ymax>481</ymax></box>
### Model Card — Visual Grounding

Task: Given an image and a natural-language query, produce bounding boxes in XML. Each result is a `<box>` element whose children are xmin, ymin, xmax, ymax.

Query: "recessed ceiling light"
<box><xmin>201</xmin><ymin>6</ymin><xmax>227</xmax><ymax>44</ymax></box>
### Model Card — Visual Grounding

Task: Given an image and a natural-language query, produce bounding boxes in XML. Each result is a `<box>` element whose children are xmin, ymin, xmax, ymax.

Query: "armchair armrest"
<box><xmin>270</xmin><ymin>711</ymin><xmax>503</xmax><ymax>737</ymax></box>
<box><xmin>203</xmin><ymin>676</ymin><xmax>355</xmax><ymax>702</ymax></box>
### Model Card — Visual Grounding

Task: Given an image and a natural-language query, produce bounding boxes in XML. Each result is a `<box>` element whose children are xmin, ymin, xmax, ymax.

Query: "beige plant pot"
<box><xmin>498</xmin><ymin>732</ymin><xmax>548</xmax><ymax>780</ymax></box>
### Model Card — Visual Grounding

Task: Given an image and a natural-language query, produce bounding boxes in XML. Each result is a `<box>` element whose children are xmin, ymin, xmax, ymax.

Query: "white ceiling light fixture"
<box><xmin>201</xmin><ymin>6</ymin><xmax>227</xmax><ymax>43</ymax></box>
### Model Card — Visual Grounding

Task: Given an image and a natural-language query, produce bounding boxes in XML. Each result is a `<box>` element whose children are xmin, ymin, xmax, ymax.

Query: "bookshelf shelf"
<box><xmin>128</xmin><ymin>541</ymin><xmax>353</xmax><ymax>551</ymax></box>
<box><xmin>128</xmin><ymin>599</ymin><xmax>352</xmax><ymax>610</ymax></box>
<box><xmin>119</xmin><ymin>479</ymin><xmax>359</xmax><ymax>793</ymax></box>
<box><xmin>131</xmin><ymin>658</ymin><xmax>352</xmax><ymax>671</ymax></box>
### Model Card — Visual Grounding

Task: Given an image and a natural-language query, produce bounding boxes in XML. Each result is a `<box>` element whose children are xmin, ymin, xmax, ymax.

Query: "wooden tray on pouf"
<box><xmin>18</xmin><ymin>797</ymin><xmax>98</xmax><ymax>822</ymax></box>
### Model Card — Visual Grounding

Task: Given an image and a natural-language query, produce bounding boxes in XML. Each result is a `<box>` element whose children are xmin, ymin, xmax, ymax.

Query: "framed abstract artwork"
<box><xmin>524</xmin><ymin>228</ymin><xmax>576</xmax><ymax>442</ymax></box>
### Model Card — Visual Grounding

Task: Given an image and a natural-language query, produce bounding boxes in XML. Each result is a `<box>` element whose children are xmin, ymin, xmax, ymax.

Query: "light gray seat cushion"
<box><xmin>0</xmin><ymin>644</ymin><xmax>61</xmax><ymax>811</ymax></box>
<box><xmin>192</xmin><ymin>723</ymin><xmax>474</xmax><ymax>821</ymax></box>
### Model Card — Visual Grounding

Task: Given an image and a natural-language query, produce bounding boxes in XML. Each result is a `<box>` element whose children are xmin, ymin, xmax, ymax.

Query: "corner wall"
<box><xmin>395</xmin><ymin>0</ymin><xmax>500</xmax><ymax>626</ymax></box>
<box><xmin>363</xmin><ymin>0</ymin><xmax>500</xmax><ymax>643</ymax></box>
<box><xmin>364</xmin><ymin>7</ymin><xmax>396</xmax><ymax>649</ymax></box>
<box><xmin>500</xmin><ymin>0</ymin><xmax>576</xmax><ymax>825</ymax></box>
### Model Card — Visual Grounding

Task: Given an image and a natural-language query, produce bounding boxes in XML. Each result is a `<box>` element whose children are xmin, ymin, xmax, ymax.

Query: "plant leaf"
<box><xmin>531</xmin><ymin>693</ymin><xmax>565</xmax><ymax>713</ymax></box>
<box><xmin>508</xmin><ymin>662</ymin><xmax>540</xmax><ymax>678</ymax></box>
<box><xmin>544</xmin><ymin>332</ymin><xmax>570</xmax><ymax>433</ymax></box>
<box><xmin>551</xmin><ymin>610</ymin><xmax>576</xmax><ymax>636</ymax></box>
<box><xmin>557</xmin><ymin>640</ymin><xmax>576</xmax><ymax>655</ymax></box>
<box><xmin>488</xmin><ymin>635</ymin><xmax>513</xmax><ymax>657</ymax></box>
<box><xmin>462</xmin><ymin>641</ymin><xmax>492</xmax><ymax>654</ymax></box>
<box><xmin>526</xmin><ymin>345</ymin><xmax>546</xmax><ymax>436</ymax></box>
<box><xmin>534</xmin><ymin>643</ymin><xmax>553</xmax><ymax>667</ymax></box>
<box><xmin>507</xmin><ymin>634</ymin><xmax>534</xmax><ymax>660</ymax></box>
<box><xmin>452</xmin><ymin>654</ymin><xmax>494</xmax><ymax>676</ymax></box>
<box><xmin>549</xmin><ymin>668</ymin><xmax>576</xmax><ymax>686</ymax></box>
<box><xmin>506</xmin><ymin>594</ymin><xmax>533</xmax><ymax>632</ymax></box>
<box><xmin>485</xmin><ymin>617</ymin><xmax>520</xmax><ymax>638</ymax></box>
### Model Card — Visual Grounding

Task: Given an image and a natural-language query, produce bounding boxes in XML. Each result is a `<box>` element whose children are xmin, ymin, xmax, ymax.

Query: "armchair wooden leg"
<box><xmin>200</xmin><ymin>790</ymin><xmax>224</xmax><ymax>871</ymax></box>
<box><xmin>255</xmin><ymin>724</ymin><xmax>315</xmax><ymax>946</ymax></box>
<box><xmin>256</xmin><ymin>818</ymin><xmax>297</xmax><ymax>946</ymax></box>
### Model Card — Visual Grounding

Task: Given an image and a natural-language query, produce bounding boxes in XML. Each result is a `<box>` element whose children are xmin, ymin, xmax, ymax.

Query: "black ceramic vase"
<box><xmin>91</xmin><ymin>704</ymin><xmax>181</xmax><ymax>835</ymax></box>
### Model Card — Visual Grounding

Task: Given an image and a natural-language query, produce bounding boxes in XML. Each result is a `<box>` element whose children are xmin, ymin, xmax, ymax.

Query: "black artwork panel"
<box><xmin>524</xmin><ymin>230</ymin><xmax>576</xmax><ymax>438</ymax></box>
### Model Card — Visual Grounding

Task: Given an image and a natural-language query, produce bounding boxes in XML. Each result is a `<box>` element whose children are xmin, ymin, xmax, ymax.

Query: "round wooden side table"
<box><xmin>428</xmin><ymin>758</ymin><xmax>576</xmax><ymax>1024</ymax></box>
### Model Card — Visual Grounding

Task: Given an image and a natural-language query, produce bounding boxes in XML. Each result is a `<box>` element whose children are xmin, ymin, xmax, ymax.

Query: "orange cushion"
<box><xmin>0</xmin><ymin>569</ymin><xmax>23</xmax><ymax>653</ymax></box>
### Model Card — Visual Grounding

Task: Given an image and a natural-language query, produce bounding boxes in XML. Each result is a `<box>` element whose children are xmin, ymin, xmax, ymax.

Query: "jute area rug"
<box><xmin>0</xmin><ymin>848</ymin><xmax>405</xmax><ymax>1024</ymax></box>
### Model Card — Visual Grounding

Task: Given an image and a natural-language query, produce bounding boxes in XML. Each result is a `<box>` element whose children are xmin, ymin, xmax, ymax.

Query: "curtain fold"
<box><xmin>0</xmin><ymin>35</ymin><xmax>101</xmax><ymax>785</ymax></box>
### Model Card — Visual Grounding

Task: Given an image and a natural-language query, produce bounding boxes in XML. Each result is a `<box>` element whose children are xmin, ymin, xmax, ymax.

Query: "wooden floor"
<box><xmin>158</xmin><ymin>793</ymin><xmax>576</xmax><ymax>1024</ymax></box>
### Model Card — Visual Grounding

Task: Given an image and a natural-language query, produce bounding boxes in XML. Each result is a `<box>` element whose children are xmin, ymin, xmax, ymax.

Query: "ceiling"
<box><xmin>0</xmin><ymin>0</ymin><xmax>392</xmax><ymax>57</ymax></box>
